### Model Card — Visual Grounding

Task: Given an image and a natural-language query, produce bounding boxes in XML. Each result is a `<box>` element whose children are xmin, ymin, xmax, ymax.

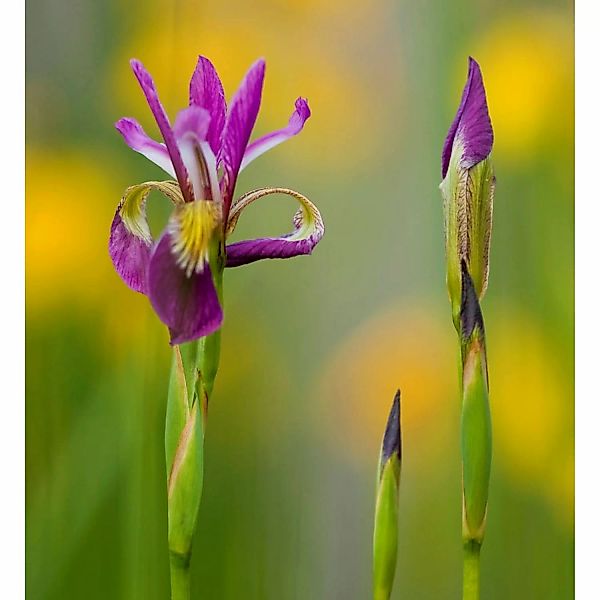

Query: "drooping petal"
<box><xmin>225</xmin><ymin>187</ymin><xmax>324</xmax><ymax>267</ymax></box>
<box><xmin>148</xmin><ymin>233</ymin><xmax>223</xmax><ymax>344</ymax></box>
<box><xmin>130</xmin><ymin>59</ymin><xmax>194</xmax><ymax>202</ymax></box>
<box><xmin>220</xmin><ymin>59</ymin><xmax>266</xmax><ymax>210</ymax></box>
<box><xmin>109</xmin><ymin>181</ymin><xmax>184</xmax><ymax>294</ymax></box>
<box><xmin>115</xmin><ymin>118</ymin><xmax>176</xmax><ymax>177</ymax></box>
<box><xmin>240</xmin><ymin>98</ymin><xmax>311</xmax><ymax>171</ymax></box>
<box><xmin>189</xmin><ymin>56</ymin><xmax>226</xmax><ymax>156</ymax></box>
<box><xmin>441</xmin><ymin>57</ymin><xmax>493</xmax><ymax>179</ymax></box>
<box><xmin>173</xmin><ymin>106</ymin><xmax>221</xmax><ymax>203</ymax></box>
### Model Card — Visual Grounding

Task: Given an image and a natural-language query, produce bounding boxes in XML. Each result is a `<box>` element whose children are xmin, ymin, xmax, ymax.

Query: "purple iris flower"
<box><xmin>109</xmin><ymin>57</ymin><xmax>324</xmax><ymax>345</ymax></box>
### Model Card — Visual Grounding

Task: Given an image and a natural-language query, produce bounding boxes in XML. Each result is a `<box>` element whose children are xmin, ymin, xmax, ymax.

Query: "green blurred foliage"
<box><xmin>26</xmin><ymin>0</ymin><xmax>573</xmax><ymax>598</ymax></box>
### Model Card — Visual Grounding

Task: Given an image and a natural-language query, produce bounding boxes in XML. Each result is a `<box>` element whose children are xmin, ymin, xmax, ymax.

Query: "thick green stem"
<box><xmin>169</xmin><ymin>551</ymin><xmax>191</xmax><ymax>600</ymax></box>
<box><xmin>165</xmin><ymin>268</ymin><xmax>224</xmax><ymax>599</ymax></box>
<box><xmin>463</xmin><ymin>541</ymin><xmax>481</xmax><ymax>600</ymax></box>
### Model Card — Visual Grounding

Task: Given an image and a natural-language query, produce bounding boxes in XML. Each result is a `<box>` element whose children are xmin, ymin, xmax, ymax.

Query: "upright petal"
<box><xmin>148</xmin><ymin>233</ymin><xmax>223</xmax><ymax>344</ymax></box>
<box><xmin>225</xmin><ymin>187</ymin><xmax>324</xmax><ymax>267</ymax></box>
<box><xmin>173</xmin><ymin>106</ymin><xmax>221</xmax><ymax>203</ymax></box>
<box><xmin>115</xmin><ymin>118</ymin><xmax>175</xmax><ymax>178</ymax></box>
<box><xmin>109</xmin><ymin>180</ymin><xmax>184</xmax><ymax>294</ymax></box>
<box><xmin>189</xmin><ymin>56</ymin><xmax>226</xmax><ymax>156</ymax></box>
<box><xmin>130</xmin><ymin>59</ymin><xmax>194</xmax><ymax>202</ymax></box>
<box><xmin>220</xmin><ymin>59</ymin><xmax>266</xmax><ymax>210</ymax></box>
<box><xmin>240</xmin><ymin>98</ymin><xmax>311</xmax><ymax>171</ymax></box>
<box><xmin>441</xmin><ymin>57</ymin><xmax>493</xmax><ymax>178</ymax></box>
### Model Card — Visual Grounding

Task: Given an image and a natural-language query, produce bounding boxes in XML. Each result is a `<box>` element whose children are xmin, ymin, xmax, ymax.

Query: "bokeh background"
<box><xmin>26</xmin><ymin>0</ymin><xmax>574</xmax><ymax>598</ymax></box>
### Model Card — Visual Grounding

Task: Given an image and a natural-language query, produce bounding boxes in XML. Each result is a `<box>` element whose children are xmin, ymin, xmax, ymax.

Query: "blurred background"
<box><xmin>26</xmin><ymin>0</ymin><xmax>573</xmax><ymax>598</ymax></box>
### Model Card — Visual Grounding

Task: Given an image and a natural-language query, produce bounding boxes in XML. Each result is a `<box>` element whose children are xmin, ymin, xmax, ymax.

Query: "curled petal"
<box><xmin>148</xmin><ymin>233</ymin><xmax>223</xmax><ymax>345</ymax></box>
<box><xmin>240</xmin><ymin>97</ymin><xmax>311</xmax><ymax>171</ymax></box>
<box><xmin>189</xmin><ymin>56</ymin><xmax>227</xmax><ymax>156</ymax></box>
<box><xmin>173</xmin><ymin>106</ymin><xmax>221</xmax><ymax>203</ymax></box>
<box><xmin>225</xmin><ymin>187</ymin><xmax>324</xmax><ymax>267</ymax></box>
<box><xmin>441</xmin><ymin>57</ymin><xmax>493</xmax><ymax>179</ymax></box>
<box><xmin>109</xmin><ymin>181</ymin><xmax>184</xmax><ymax>294</ymax></box>
<box><xmin>220</xmin><ymin>59</ymin><xmax>266</xmax><ymax>210</ymax></box>
<box><xmin>115</xmin><ymin>118</ymin><xmax>175</xmax><ymax>178</ymax></box>
<box><xmin>130</xmin><ymin>59</ymin><xmax>194</xmax><ymax>202</ymax></box>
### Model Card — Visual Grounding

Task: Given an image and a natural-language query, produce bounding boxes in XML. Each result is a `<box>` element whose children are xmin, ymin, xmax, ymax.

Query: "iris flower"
<box><xmin>109</xmin><ymin>57</ymin><xmax>324</xmax><ymax>344</ymax></box>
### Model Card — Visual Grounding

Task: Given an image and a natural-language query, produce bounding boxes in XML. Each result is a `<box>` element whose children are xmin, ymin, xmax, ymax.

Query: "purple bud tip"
<box><xmin>441</xmin><ymin>57</ymin><xmax>494</xmax><ymax>178</ymax></box>
<box><xmin>460</xmin><ymin>260</ymin><xmax>485</xmax><ymax>340</ymax></box>
<box><xmin>381</xmin><ymin>390</ymin><xmax>402</xmax><ymax>465</ymax></box>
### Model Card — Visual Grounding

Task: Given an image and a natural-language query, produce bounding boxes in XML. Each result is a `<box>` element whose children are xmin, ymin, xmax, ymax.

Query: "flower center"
<box><xmin>169</xmin><ymin>200</ymin><xmax>221</xmax><ymax>277</ymax></box>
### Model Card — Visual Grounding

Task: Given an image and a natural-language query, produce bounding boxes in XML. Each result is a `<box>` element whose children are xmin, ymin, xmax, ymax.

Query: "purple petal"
<box><xmin>173</xmin><ymin>106</ymin><xmax>220</xmax><ymax>201</ymax></box>
<box><xmin>148</xmin><ymin>233</ymin><xmax>223</xmax><ymax>344</ymax></box>
<box><xmin>220</xmin><ymin>59</ymin><xmax>266</xmax><ymax>210</ymax></box>
<box><xmin>441</xmin><ymin>57</ymin><xmax>493</xmax><ymax>178</ymax></box>
<box><xmin>189</xmin><ymin>56</ymin><xmax>227</xmax><ymax>156</ymax></box>
<box><xmin>109</xmin><ymin>208</ymin><xmax>152</xmax><ymax>295</ymax></box>
<box><xmin>130</xmin><ymin>59</ymin><xmax>194</xmax><ymax>202</ymax></box>
<box><xmin>225</xmin><ymin>187</ymin><xmax>324</xmax><ymax>268</ymax></box>
<box><xmin>226</xmin><ymin>235</ymin><xmax>321</xmax><ymax>268</ymax></box>
<box><xmin>115</xmin><ymin>117</ymin><xmax>175</xmax><ymax>177</ymax></box>
<box><xmin>240</xmin><ymin>97</ymin><xmax>311</xmax><ymax>171</ymax></box>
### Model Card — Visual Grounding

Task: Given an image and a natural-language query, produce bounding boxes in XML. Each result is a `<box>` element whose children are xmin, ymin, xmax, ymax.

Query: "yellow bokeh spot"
<box><xmin>488</xmin><ymin>312</ymin><xmax>573</xmax><ymax>523</ymax></box>
<box><xmin>26</xmin><ymin>148</ymin><xmax>150</xmax><ymax>339</ymax></box>
<box><xmin>467</xmin><ymin>12</ymin><xmax>573</xmax><ymax>160</ymax></box>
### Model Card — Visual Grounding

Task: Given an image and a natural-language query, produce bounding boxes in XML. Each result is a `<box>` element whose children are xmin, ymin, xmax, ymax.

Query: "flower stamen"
<box><xmin>169</xmin><ymin>200</ymin><xmax>221</xmax><ymax>277</ymax></box>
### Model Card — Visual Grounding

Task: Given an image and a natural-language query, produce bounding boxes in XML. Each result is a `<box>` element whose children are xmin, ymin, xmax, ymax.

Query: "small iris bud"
<box><xmin>440</xmin><ymin>57</ymin><xmax>495</xmax><ymax>331</ymax></box>
<box><xmin>373</xmin><ymin>390</ymin><xmax>402</xmax><ymax>600</ymax></box>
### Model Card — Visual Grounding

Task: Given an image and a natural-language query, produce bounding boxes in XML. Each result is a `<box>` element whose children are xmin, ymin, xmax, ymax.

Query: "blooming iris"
<box><xmin>110</xmin><ymin>57</ymin><xmax>324</xmax><ymax>344</ymax></box>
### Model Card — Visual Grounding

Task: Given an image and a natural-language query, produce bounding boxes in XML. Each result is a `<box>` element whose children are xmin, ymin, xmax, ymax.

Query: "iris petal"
<box><xmin>441</xmin><ymin>57</ymin><xmax>493</xmax><ymax>179</ymax></box>
<box><xmin>148</xmin><ymin>233</ymin><xmax>223</xmax><ymax>345</ymax></box>
<box><xmin>189</xmin><ymin>56</ymin><xmax>227</xmax><ymax>157</ymax></box>
<box><xmin>173</xmin><ymin>106</ymin><xmax>221</xmax><ymax>203</ymax></box>
<box><xmin>240</xmin><ymin>98</ymin><xmax>311</xmax><ymax>171</ymax></box>
<box><xmin>225</xmin><ymin>187</ymin><xmax>324</xmax><ymax>267</ymax></box>
<box><xmin>109</xmin><ymin>181</ymin><xmax>184</xmax><ymax>294</ymax></box>
<box><xmin>130</xmin><ymin>59</ymin><xmax>194</xmax><ymax>202</ymax></box>
<box><xmin>115</xmin><ymin>118</ymin><xmax>176</xmax><ymax>178</ymax></box>
<box><xmin>220</xmin><ymin>59</ymin><xmax>265</xmax><ymax>211</ymax></box>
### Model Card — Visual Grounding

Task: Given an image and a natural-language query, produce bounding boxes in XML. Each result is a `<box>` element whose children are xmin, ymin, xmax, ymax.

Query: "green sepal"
<box><xmin>461</xmin><ymin>338</ymin><xmax>491</xmax><ymax>543</ymax></box>
<box><xmin>167</xmin><ymin>400</ymin><xmax>205</xmax><ymax>558</ymax></box>
<box><xmin>441</xmin><ymin>143</ymin><xmax>495</xmax><ymax>330</ymax></box>
<box><xmin>373</xmin><ymin>456</ymin><xmax>400</xmax><ymax>600</ymax></box>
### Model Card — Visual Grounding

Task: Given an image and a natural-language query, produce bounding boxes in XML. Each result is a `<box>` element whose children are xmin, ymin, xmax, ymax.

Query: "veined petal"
<box><xmin>225</xmin><ymin>187</ymin><xmax>324</xmax><ymax>267</ymax></box>
<box><xmin>109</xmin><ymin>180</ymin><xmax>184</xmax><ymax>294</ymax></box>
<box><xmin>240</xmin><ymin>98</ymin><xmax>311</xmax><ymax>171</ymax></box>
<box><xmin>220</xmin><ymin>59</ymin><xmax>266</xmax><ymax>210</ymax></box>
<box><xmin>173</xmin><ymin>106</ymin><xmax>221</xmax><ymax>203</ymax></box>
<box><xmin>130</xmin><ymin>59</ymin><xmax>194</xmax><ymax>202</ymax></box>
<box><xmin>148</xmin><ymin>233</ymin><xmax>223</xmax><ymax>345</ymax></box>
<box><xmin>189</xmin><ymin>56</ymin><xmax>226</xmax><ymax>156</ymax></box>
<box><xmin>441</xmin><ymin>57</ymin><xmax>493</xmax><ymax>178</ymax></box>
<box><xmin>115</xmin><ymin>118</ymin><xmax>175</xmax><ymax>178</ymax></box>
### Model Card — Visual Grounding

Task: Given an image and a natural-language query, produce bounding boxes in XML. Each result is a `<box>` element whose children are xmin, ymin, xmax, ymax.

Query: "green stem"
<box><xmin>169</xmin><ymin>551</ymin><xmax>191</xmax><ymax>600</ymax></box>
<box><xmin>462</xmin><ymin>541</ymin><xmax>481</xmax><ymax>600</ymax></box>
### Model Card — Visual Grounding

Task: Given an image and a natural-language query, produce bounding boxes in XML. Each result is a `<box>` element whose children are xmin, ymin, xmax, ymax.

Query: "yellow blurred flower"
<box><xmin>467</xmin><ymin>11</ymin><xmax>573</xmax><ymax>161</ymax></box>
<box><xmin>26</xmin><ymin>149</ymin><xmax>150</xmax><ymax>334</ymax></box>
<box><xmin>488</xmin><ymin>311</ymin><xmax>573</xmax><ymax>524</ymax></box>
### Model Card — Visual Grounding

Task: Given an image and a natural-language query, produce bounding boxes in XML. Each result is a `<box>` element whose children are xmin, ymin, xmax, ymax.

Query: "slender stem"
<box><xmin>169</xmin><ymin>551</ymin><xmax>191</xmax><ymax>600</ymax></box>
<box><xmin>462</xmin><ymin>541</ymin><xmax>481</xmax><ymax>600</ymax></box>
